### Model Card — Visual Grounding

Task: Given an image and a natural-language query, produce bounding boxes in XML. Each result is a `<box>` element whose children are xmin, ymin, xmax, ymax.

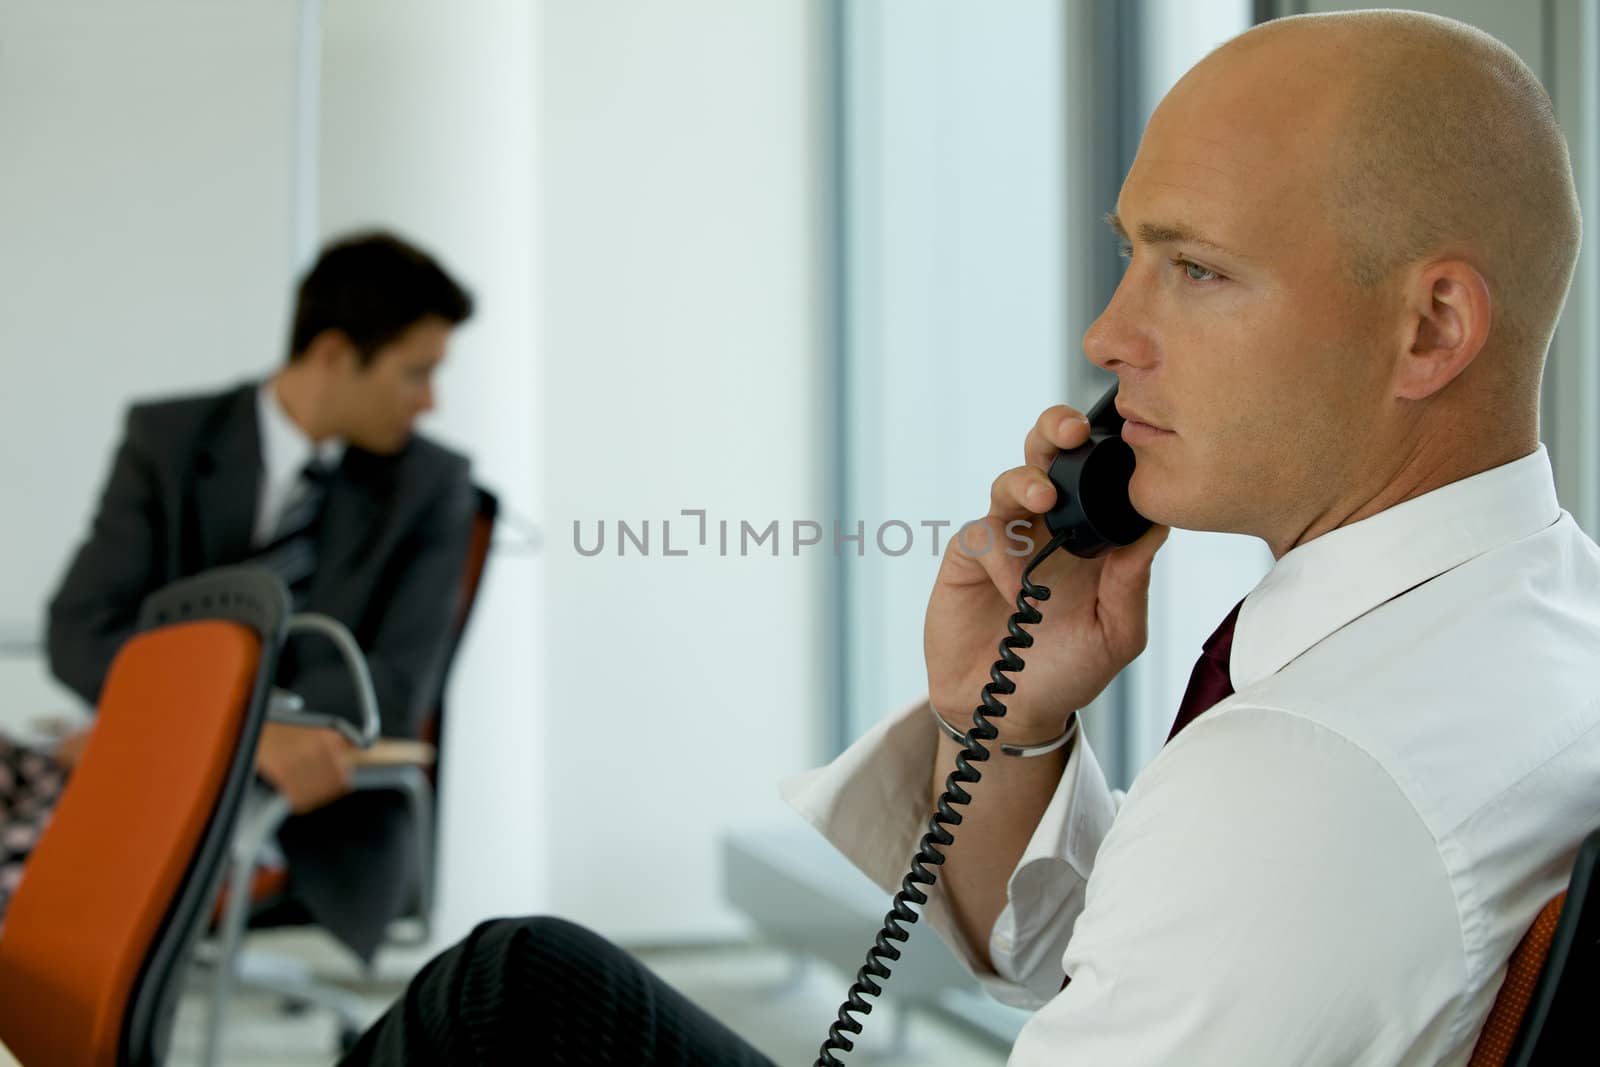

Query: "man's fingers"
<box><xmin>317</xmin><ymin>735</ymin><xmax>355</xmax><ymax>786</ymax></box>
<box><xmin>1024</xmin><ymin>406</ymin><xmax>1091</xmax><ymax>472</ymax></box>
<box><xmin>942</xmin><ymin>510</ymin><xmax>1069</xmax><ymax>602</ymax></box>
<box><xmin>990</xmin><ymin>465</ymin><xmax>1057</xmax><ymax>517</ymax></box>
<box><xmin>1099</xmin><ymin>524</ymin><xmax>1171</xmax><ymax>607</ymax></box>
<box><xmin>258</xmin><ymin>726</ymin><xmax>357</xmax><ymax>813</ymax></box>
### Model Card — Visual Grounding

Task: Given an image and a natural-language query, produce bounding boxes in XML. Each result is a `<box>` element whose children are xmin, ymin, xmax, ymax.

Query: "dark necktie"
<box><xmin>1166</xmin><ymin>599</ymin><xmax>1243</xmax><ymax>742</ymax></box>
<box><xmin>252</xmin><ymin>460</ymin><xmax>335</xmax><ymax>605</ymax></box>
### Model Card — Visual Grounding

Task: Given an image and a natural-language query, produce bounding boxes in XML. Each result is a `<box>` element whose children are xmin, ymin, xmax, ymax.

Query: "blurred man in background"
<box><xmin>40</xmin><ymin>231</ymin><xmax>475</xmax><ymax>961</ymax></box>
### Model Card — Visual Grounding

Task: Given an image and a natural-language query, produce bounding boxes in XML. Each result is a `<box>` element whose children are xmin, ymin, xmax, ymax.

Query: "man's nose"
<box><xmin>1082</xmin><ymin>276</ymin><xmax>1156</xmax><ymax>373</ymax></box>
<box><xmin>417</xmin><ymin>384</ymin><xmax>436</xmax><ymax>414</ymax></box>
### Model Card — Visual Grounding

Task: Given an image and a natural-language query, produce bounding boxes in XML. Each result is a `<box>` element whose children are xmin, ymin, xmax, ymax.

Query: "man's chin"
<box><xmin>1128</xmin><ymin>471</ymin><xmax>1193</xmax><ymax>531</ymax></box>
<box><xmin>1127</xmin><ymin>471</ymin><xmax>1164</xmax><ymax>522</ymax></box>
<box><xmin>1130</xmin><ymin>484</ymin><xmax>1246</xmax><ymax>538</ymax></box>
<box><xmin>353</xmin><ymin>431</ymin><xmax>411</xmax><ymax>456</ymax></box>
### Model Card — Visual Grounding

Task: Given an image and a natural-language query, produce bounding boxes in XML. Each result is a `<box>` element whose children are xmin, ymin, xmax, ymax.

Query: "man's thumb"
<box><xmin>1100</xmin><ymin>523</ymin><xmax>1170</xmax><ymax>605</ymax></box>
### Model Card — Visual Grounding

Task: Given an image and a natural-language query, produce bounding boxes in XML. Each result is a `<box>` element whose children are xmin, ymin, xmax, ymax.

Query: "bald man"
<box><xmin>341</xmin><ymin>11</ymin><xmax>1598</xmax><ymax>1066</ymax></box>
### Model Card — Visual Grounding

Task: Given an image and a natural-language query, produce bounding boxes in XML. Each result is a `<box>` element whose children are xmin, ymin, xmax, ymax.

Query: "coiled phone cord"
<box><xmin>814</xmin><ymin>528</ymin><xmax>1073</xmax><ymax>1066</ymax></box>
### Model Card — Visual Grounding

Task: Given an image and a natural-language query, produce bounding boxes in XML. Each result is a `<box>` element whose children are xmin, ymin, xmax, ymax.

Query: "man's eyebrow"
<box><xmin>1104</xmin><ymin>211</ymin><xmax>1248</xmax><ymax>260</ymax></box>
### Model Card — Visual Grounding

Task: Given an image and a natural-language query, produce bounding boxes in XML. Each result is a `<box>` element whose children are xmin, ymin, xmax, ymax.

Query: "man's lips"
<box><xmin>1114</xmin><ymin>401</ymin><xmax>1172</xmax><ymax>434</ymax></box>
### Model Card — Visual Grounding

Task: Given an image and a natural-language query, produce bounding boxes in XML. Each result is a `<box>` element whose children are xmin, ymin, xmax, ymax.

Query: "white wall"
<box><xmin>539</xmin><ymin>0</ymin><xmax>827</xmax><ymax>940</ymax></box>
<box><xmin>1</xmin><ymin>0</ymin><xmax>826</xmax><ymax>949</ymax></box>
<box><xmin>0</xmin><ymin>0</ymin><xmax>299</xmax><ymax>726</ymax></box>
<box><xmin>318</xmin><ymin>0</ymin><xmax>545</xmax><ymax>950</ymax></box>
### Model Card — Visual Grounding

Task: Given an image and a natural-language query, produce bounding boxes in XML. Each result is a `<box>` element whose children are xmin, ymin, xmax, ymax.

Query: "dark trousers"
<box><xmin>341</xmin><ymin>916</ymin><xmax>779</xmax><ymax>1066</ymax></box>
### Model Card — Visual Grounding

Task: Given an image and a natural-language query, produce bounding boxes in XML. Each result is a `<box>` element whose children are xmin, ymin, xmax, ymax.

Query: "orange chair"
<box><xmin>0</xmin><ymin>568</ymin><xmax>288</xmax><ymax>1066</ymax></box>
<box><xmin>1468</xmin><ymin>827</ymin><xmax>1600</xmax><ymax>1066</ymax></box>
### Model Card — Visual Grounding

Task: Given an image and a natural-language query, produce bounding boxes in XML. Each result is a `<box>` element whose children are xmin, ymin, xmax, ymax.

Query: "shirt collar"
<box><xmin>256</xmin><ymin>379</ymin><xmax>345</xmax><ymax>479</ymax></box>
<box><xmin>1231</xmin><ymin>445</ymin><xmax>1562</xmax><ymax>692</ymax></box>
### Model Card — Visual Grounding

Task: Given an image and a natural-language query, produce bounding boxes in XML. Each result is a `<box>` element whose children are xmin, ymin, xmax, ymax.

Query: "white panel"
<box><xmin>539</xmin><ymin>0</ymin><xmax>825</xmax><ymax>939</ymax></box>
<box><xmin>319</xmin><ymin>0</ymin><xmax>545</xmax><ymax>949</ymax></box>
<box><xmin>0</xmin><ymin>0</ymin><xmax>297</xmax><ymax>723</ymax></box>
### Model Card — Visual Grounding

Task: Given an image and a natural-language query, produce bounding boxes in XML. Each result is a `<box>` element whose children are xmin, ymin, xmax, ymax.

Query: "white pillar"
<box><xmin>319</xmin><ymin>0</ymin><xmax>546</xmax><ymax>949</ymax></box>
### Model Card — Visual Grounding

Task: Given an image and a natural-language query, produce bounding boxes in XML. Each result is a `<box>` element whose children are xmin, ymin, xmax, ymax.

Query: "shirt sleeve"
<box><xmin>780</xmin><ymin>699</ymin><xmax>1124</xmax><ymax>1008</ymax></box>
<box><xmin>1006</xmin><ymin>704</ymin><xmax>1467</xmax><ymax>1067</ymax></box>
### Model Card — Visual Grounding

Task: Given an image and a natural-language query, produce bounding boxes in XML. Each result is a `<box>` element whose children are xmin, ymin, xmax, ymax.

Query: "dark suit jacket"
<box><xmin>48</xmin><ymin>382</ymin><xmax>472</xmax><ymax>959</ymax></box>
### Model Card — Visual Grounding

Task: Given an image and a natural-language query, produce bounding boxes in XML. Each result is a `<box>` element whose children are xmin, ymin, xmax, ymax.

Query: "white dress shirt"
<box><xmin>784</xmin><ymin>446</ymin><xmax>1600</xmax><ymax>1066</ymax></box>
<box><xmin>252</xmin><ymin>380</ymin><xmax>345</xmax><ymax>548</ymax></box>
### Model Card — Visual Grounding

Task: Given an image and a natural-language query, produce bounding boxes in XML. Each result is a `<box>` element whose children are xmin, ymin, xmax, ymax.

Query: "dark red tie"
<box><xmin>1166</xmin><ymin>599</ymin><xmax>1243</xmax><ymax>742</ymax></box>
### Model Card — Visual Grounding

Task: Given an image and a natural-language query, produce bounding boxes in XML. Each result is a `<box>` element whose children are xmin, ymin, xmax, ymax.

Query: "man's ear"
<box><xmin>301</xmin><ymin>328</ymin><xmax>358</xmax><ymax>371</ymax></box>
<box><xmin>1394</xmin><ymin>259</ymin><xmax>1491</xmax><ymax>401</ymax></box>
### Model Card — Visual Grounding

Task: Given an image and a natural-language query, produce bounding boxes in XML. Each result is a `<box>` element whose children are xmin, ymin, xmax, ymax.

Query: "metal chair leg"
<box><xmin>200</xmin><ymin>787</ymin><xmax>290</xmax><ymax>1067</ymax></box>
<box><xmin>401</xmin><ymin>774</ymin><xmax>433</xmax><ymax>941</ymax></box>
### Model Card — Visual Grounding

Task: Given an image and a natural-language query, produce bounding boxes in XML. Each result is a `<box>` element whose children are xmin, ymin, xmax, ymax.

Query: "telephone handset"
<box><xmin>1043</xmin><ymin>383</ymin><xmax>1153</xmax><ymax>556</ymax></box>
<box><xmin>815</xmin><ymin>383</ymin><xmax>1151</xmax><ymax>1065</ymax></box>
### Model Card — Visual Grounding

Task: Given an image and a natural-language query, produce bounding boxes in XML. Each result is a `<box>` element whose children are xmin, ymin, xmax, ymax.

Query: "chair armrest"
<box><xmin>351</xmin><ymin>738</ymin><xmax>437</xmax><ymax>768</ymax></box>
<box><xmin>266</xmin><ymin>613</ymin><xmax>380</xmax><ymax>748</ymax></box>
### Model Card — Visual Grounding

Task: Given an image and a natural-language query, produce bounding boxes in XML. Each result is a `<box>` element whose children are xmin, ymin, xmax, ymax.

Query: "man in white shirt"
<box><xmin>341</xmin><ymin>10</ymin><xmax>1598</xmax><ymax>1066</ymax></box>
<box><xmin>789</xmin><ymin>10</ymin><xmax>1600</xmax><ymax>1066</ymax></box>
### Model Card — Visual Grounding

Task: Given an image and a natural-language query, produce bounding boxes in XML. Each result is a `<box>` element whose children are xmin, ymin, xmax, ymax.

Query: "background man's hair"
<box><xmin>288</xmin><ymin>231</ymin><xmax>474</xmax><ymax>365</ymax></box>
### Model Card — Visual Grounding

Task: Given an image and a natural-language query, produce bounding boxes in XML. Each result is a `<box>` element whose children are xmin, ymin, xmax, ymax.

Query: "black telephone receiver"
<box><xmin>1042</xmin><ymin>383</ymin><xmax>1152</xmax><ymax>556</ymax></box>
<box><xmin>814</xmin><ymin>383</ymin><xmax>1150</xmax><ymax>1066</ymax></box>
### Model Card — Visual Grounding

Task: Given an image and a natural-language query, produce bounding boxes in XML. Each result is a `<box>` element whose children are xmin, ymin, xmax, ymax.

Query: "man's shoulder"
<box><xmin>1252</xmin><ymin>524</ymin><xmax>1600</xmax><ymax>766</ymax></box>
<box><xmin>359</xmin><ymin>432</ymin><xmax>470</xmax><ymax>500</ymax></box>
<box><xmin>394</xmin><ymin>430</ymin><xmax>470</xmax><ymax>480</ymax></box>
<box><xmin>124</xmin><ymin>381</ymin><xmax>255</xmax><ymax>442</ymax></box>
<box><xmin>1206</xmin><ymin>534</ymin><xmax>1600</xmax><ymax>899</ymax></box>
<box><xmin>343</xmin><ymin>431</ymin><xmax>472</xmax><ymax>521</ymax></box>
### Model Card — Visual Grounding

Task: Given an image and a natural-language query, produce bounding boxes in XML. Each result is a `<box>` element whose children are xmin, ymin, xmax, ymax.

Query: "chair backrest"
<box><xmin>418</xmin><ymin>484</ymin><xmax>498</xmax><ymax>780</ymax></box>
<box><xmin>1469</xmin><ymin>826</ymin><xmax>1600</xmax><ymax>1067</ymax></box>
<box><xmin>0</xmin><ymin>568</ymin><xmax>286</xmax><ymax>1066</ymax></box>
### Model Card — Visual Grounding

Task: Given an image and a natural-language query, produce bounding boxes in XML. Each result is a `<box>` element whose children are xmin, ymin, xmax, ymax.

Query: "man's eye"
<box><xmin>1174</xmin><ymin>257</ymin><xmax>1221</xmax><ymax>283</ymax></box>
<box><xmin>1116</xmin><ymin>242</ymin><xmax>1133</xmax><ymax>259</ymax></box>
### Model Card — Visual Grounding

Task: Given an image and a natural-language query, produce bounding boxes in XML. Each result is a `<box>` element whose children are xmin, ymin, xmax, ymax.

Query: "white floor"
<box><xmin>167</xmin><ymin>928</ymin><xmax>1011</xmax><ymax>1066</ymax></box>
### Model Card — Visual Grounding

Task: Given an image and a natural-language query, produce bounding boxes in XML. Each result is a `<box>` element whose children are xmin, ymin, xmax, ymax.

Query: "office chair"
<box><xmin>0</xmin><ymin>567</ymin><xmax>288</xmax><ymax>1066</ymax></box>
<box><xmin>201</xmin><ymin>485</ymin><xmax>499</xmax><ymax>1058</ymax></box>
<box><xmin>1467</xmin><ymin>826</ymin><xmax>1600</xmax><ymax>1066</ymax></box>
<box><xmin>197</xmin><ymin>611</ymin><xmax>382</xmax><ymax>1065</ymax></box>
<box><xmin>377</xmin><ymin>483</ymin><xmax>499</xmax><ymax>946</ymax></box>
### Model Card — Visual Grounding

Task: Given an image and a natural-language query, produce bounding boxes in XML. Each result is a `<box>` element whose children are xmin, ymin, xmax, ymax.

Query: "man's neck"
<box><xmin>269</xmin><ymin>367</ymin><xmax>333</xmax><ymax>443</ymax></box>
<box><xmin>1271</xmin><ymin>427</ymin><xmax>1540</xmax><ymax>559</ymax></box>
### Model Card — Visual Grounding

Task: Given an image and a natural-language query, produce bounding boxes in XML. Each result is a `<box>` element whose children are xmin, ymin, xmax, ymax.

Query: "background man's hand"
<box><xmin>924</xmin><ymin>404</ymin><xmax>1169</xmax><ymax>743</ymax></box>
<box><xmin>255</xmin><ymin>722</ymin><xmax>355</xmax><ymax>814</ymax></box>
